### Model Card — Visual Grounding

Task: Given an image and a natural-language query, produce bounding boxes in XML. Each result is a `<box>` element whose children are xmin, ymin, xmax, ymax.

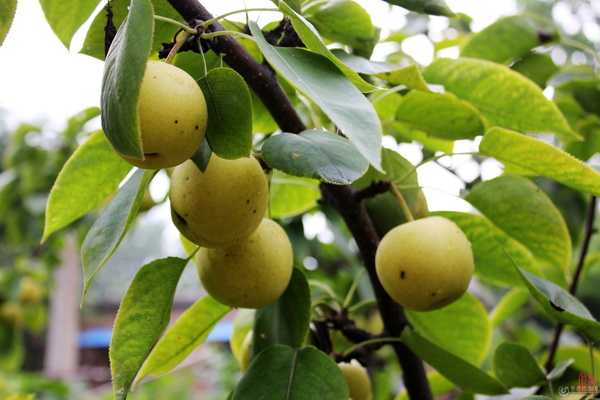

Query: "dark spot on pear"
<box><xmin>400</xmin><ymin>271</ymin><xmax>405</xmax><ymax>279</ymax></box>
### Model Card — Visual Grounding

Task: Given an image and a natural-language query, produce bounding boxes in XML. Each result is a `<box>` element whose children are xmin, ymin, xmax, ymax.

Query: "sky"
<box><xmin>0</xmin><ymin>0</ymin><xmax>518</xmax><ymax>213</ymax></box>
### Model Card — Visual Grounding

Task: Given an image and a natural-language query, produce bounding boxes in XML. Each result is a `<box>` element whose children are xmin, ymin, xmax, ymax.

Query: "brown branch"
<box><xmin>544</xmin><ymin>195</ymin><xmax>598</xmax><ymax>374</ymax></box>
<box><xmin>165</xmin><ymin>1</ymin><xmax>432</xmax><ymax>398</ymax></box>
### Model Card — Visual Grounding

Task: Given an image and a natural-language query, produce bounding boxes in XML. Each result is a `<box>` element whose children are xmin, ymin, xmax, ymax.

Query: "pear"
<box><xmin>375</xmin><ymin>216</ymin><xmax>474</xmax><ymax>311</ymax></box>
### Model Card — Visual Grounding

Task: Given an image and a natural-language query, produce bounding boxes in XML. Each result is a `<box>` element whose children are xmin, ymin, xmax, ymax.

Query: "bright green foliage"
<box><xmin>110</xmin><ymin>257</ymin><xmax>188</xmax><ymax>400</ymax></box>
<box><xmin>0</xmin><ymin>0</ymin><xmax>17</xmax><ymax>45</ymax></box>
<box><xmin>252</xmin><ymin>268</ymin><xmax>311</xmax><ymax>356</ymax></box>
<box><xmin>136</xmin><ymin>295</ymin><xmax>231</xmax><ymax>383</ymax></box>
<box><xmin>38</xmin><ymin>0</ymin><xmax>99</xmax><ymax>48</ymax></box>
<box><xmin>81</xmin><ymin>0</ymin><xmax>183</xmax><ymax>60</ymax></box>
<box><xmin>276</xmin><ymin>1</ymin><xmax>377</xmax><ymax>92</ymax></box>
<box><xmin>435</xmin><ymin>211</ymin><xmax>540</xmax><ymax>287</ymax></box>
<box><xmin>406</xmin><ymin>293</ymin><xmax>491</xmax><ymax>366</ymax></box>
<box><xmin>401</xmin><ymin>327</ymin><xmax>509</xmax><ymax>395</ymax></box>
<box><xmin>395</xmin><ymin>91</ymin><xmax>485</xmax><ymax>140</ymax></box>
<box><xmin>382</xmin><ymin>0</ymin><xmax>455</xmax><ymax>17</ymax></box>
<box><xmin>480</xmin><ymin>127</ymin><xmax>600</xmax><ymax>196</ymax></box>
<box><xmin>81</xmin><ymin>169</ymin><xmax>156</xmax><ymax>295</ymax></box>
<box><xmin>423</xmin><ymin>58</ymin><xmax>578</xmax><ymax>140</ymax></box>
<box><xmin>304</xmin><ymin>0</ymin><xmax>375</xmax><ymax>49</ymax></box>
<box><xmin>42</xmin><ymin>130</ymin><xmax>132</xmax><ymax>241</ymax></box>
<box><xmin>198</xmin><ymin>67</ymin><xmax>253</xmax><ymax>159</ymax></box>
<box><xmin>262</xmin><ymin>130</ymin><xmax>369</xmax><ymax>184</ymax></box>
<box><xmin>233</xmin><ymin>345</ymin><xmax>350</xmax><ymax>400</ymax></box>
<box><xmin>269</xmin><ymin>171</ymin><xmax>321</xmax><ymax>219</ymax></box>
<box><xmin>250</xmin><ymin>21</ymin><xmax>382</xmax><ymax>170</ymax></box>
<box><xmin>100</xmin><ymin>0</ymin><xmax>154</xmax><ymax>159</ymax></box>
<box><xmin>465</xmin><ymin>174</ymin><xmax>572</xmax><ymax>279</ymax></box>
<box><xmin>515</xmin><ymin>267</ymin><xmax>600</xmax><ymax>343</ymax></box>
<box><xmin>461</xmin><ymin>15</ymin><xmax>560</xmax><ymax>64</ymax></box>
<box><xmin>493</xmin><ymin>343</ymin><xmax>547</xmax><ymax>388</ymax></box>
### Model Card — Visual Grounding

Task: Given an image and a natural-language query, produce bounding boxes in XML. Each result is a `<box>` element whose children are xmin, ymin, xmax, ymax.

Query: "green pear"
<box><xmin>338</xmin><ymin>360</ymin><xmax>373</xmax><ymax>400</ymax></box>
<box><xmin>170</xmin><ymin>155</ymin><xmax>268</xmax><ymax>248</ymax></box>
<box><xmin>196</xmin><ymin>219</ymin><xmax>293</xmax><ymax>309</ymax></box>
<box><xmin>115</xmin><ymin>60</ymin><xmax>208</xmax><ymax>169</ymax></box>
<box><xmin>375</xmin><ymin>216</ymin><xmax>474</xmax><ymax>312</ymax></box>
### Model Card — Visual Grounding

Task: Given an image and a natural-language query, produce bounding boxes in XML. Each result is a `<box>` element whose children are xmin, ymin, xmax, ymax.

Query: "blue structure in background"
<box><xmin>79</xmin><ymin>321</ymin><xmax>233</xmax><ymax>348</ymax></box>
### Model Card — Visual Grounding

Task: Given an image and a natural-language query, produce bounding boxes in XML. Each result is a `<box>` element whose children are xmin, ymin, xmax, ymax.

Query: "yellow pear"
<box><xmin>338</xmin><ymin>360</ymin><xmax>373</xmax><ymax>400</ymax></box>
<box><xmin>196</xmin><ymin>219</ymin><xmax>293</xmax><ymax>309</ymax></box>
<box><xmin>170</xmin><ymin>155</ymin><xmax>268</xmax><ymax>248</ymax></box>
<box><xmin>375</xmin><ymin>216</ymin><xmax>474</xmax><ymax>312</ymax></box>
<box><xmin>116</xmin><ymin>60</ymin><xmax>208</xmax><ymax>169</ymax></box>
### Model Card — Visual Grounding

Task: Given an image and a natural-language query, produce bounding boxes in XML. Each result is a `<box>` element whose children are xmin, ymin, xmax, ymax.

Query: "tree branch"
<box><xmin>166</xmin><ymin>1</ymin><xmax>433</xmax><ymax>398</ymax></box>
<box><xmin>544</xmin><ymin>195</ymin><xmax>597</xmax><ymax>373</ymax></box>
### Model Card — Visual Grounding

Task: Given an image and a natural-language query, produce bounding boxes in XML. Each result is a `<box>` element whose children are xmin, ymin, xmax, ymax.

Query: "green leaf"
<box><xmin>372</xmin><ymin>64</ymin><xmax>432</xmax><ymax>92</ymax></box>
<box><xmin>381</xmin><ymin>0</ymin><xmax>455</xmax><ymax>17</ymax></box>
<box><xmin>81</xmin><ymin>169</ymin><xmax>156</xmax><ymax>296</ymax></box>
<box><xmin>331</xmin><ymin>49</ymin><xmax>397</xmax><ymax>75</ymax></box>
<box><xmin>422</xmin><ymin>58</ymin><xmax>578</xmax><ymax>140</ymax></box>
<box><xmin>480</xmin><ymin>127</ymin><xmax>600</xmax><ymax>197</ymax></box>
<box><xmin>136</xmin><ymin>296</ymin><xmax>231</xmax><ymax>382</ymax></box>
<box><xmin>198</xmin><ymin>67</ymin><xmax>253</xmax><ymax>159</ymax></box>
<box><xmin>384</xmin><ymin>120</ymin><xmax>455</xmax><ymax>153</ymax></box>
<box><xmin>80</xmin><ymin>0</ymin><xmax>184</xmax><ymax>60</ymax></box>
<box><xmin>401</xmin><ymin>327</ymin><xmax>509</xmax><ymax>395</ymax></box>
<box><xmin>38</xmin><ymin>0</ymin><xmax>99</xmax><ymax>48</ymax></box>
<box><xmin>270</xmin><ymin>0</ymin><xmax>301</xmax><ymax>13</ymax></box>
<box><xmin>511</xmin><ymin>53</ymin><xmax>559</xmax><ymax>88</ymax></box>
<box><xmin>262</xmin><ymin>131</ymin><xmax>369</xmax><ymax>185</ymax></box>
<box><xmin>43</xmin><ymin>130</ymin><xmax>133</xmax><ymax>241</ymax></box>
<box><xmin>100</xmin><ymin>0</ymin><xmax>154</xmax><ymax>159</ymax></box>
<box><xmin>274</xmin><ymin>1</ymin><xmax>377</xmax><ymax>93</ymax></box>
<box><xmin>489</xmin><ymin>289</ymin><xmax>530</xmax><ymax>327</ymax></box>
<box><xmin>434</xmin><ymin>211</ymin><xmax>540</xmax><ymax>287</ymax></box>
<box><xmin>270</xmin><ymin>171</ymin><xmax>321</xmax><ymax>219</ymax></box>
<box><xmin>465</xmin><ymin>174</ymin><xmax>571</xmax><ymax>276</ymax></box>
<box><xmin>395</xmin><ymin>91</ymin><xmax>485</xmax><ymax>140</ymax></box>
<box><xmin>493</xmin><ymin>343</ymin><xmax>547</xmax><ymax>388</ymax></box>
<box><xmin>305</xmin><ymin>0</ymin><xmax>374</xmax><ymax>49</ymax></box>
<box><xmin>406</xmin><ymin>293</ymin><xmax>491</xmax><ymax>366</ymax></box>
<box><xmin>232</xmin><ymin>345</ymin><xmax>349</xmax><ymax>400</ymax></box>
<box><xmin>110</xmin><ymin>257</ymin><xmax>187</xmax><ymax>400</ymax></box>
<box><xmin>252</xmin><ymin>268</ymin><xmax>311</xmax><ymax>356</ymax></box>
<box><xmin>461</xmin><ymin>16</ymin><xmax>559</xmax><ymax>64</ymax></box>
<box><xmin>250</xmin><ymin>21</ymin><xmax>382</xmax><ymax>170</ymax></box>
<box><xmin>548</xmin><ymin>345</ymin><xmax>600</xmax><ymax>374</ymax></box>
<box><xmin>0</xmin><ymin>0</ymin><xmax>17</xmax><ymax>46</ymax></box>
<box><xmin>514</xmin><ymin>267</ymin><xmax>600</xmax><ymax>343</ymax></box>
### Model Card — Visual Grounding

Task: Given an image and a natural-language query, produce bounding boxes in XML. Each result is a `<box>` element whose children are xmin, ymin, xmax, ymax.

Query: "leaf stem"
<box><xmin>393</xmin><ymin>152</ymin><xmax>482</xmax><ymax>186</ymax></box>
<box><xmin>202</xmin><ymin>8</ymin><xmax>281</xmax><ymax>28</ymax></box>
<box><xmin>341</xmin><ymin>337</ymin><xmax>404</xmax><ymax>359</ymax></box>
<box><xmin>153</xmin><ymin>15</ymin><xmax>198</xmax><ymax>34</ymax></box>
<box><xmin>342</xmin><ymin>269</ymin><xmax>366</xmax><ymax>309</ymax></box>
<box><xmin>201</xmin><ymin>30</ymin><xmax>255</xmax><ymax>41</ymax></box>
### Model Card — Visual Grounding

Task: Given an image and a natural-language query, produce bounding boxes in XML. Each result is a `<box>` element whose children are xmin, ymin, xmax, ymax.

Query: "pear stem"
<box><xmin>165</xmin><ymin>30</ymin><xmax>192</xmax><ymax>64</ymax></box>
<box><xmin>389</xmin><ymin>184</ymin><xmax>414</xmax><ymax>222</ymax></box>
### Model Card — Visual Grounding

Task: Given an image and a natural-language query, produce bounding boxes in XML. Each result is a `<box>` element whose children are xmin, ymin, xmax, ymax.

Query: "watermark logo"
<box><xmin>558</xmin><ymin>372</ymin><xmax>599</xmax><ymax>397</ymax></box>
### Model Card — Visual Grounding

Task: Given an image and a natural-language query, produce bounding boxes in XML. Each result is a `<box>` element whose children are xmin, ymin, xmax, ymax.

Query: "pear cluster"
<box><xmin>105</xmin><ymin>61</ymin><xmax>293</xmax><ymax>309</ymax></box>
